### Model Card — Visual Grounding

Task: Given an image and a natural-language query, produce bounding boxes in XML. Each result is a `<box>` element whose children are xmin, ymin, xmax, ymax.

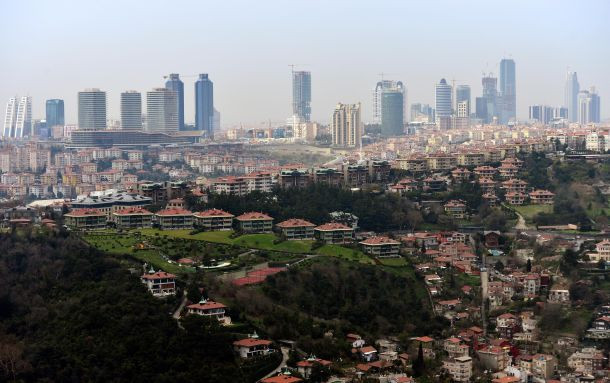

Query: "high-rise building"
<box><xmin>331</xmin><ymin>103</ymin><xmax>361</xmax><ymax>147</ymax></box>
<box><xmin>578</xmin><ymin>88</ymin><xmax>601</xmax><ymax>124</ymax></box>
<box><xmin>380</xmin><ymin>84</ymin><xmax>404</xmax><ymax>136</ymax></box>
<box><xmin>78</xmin><ymin>89</ymin><xmax>106</xmax><ymax>130</ymax></box>
<box><xmin>528</xmin><ymin>105</ymin><xmax>554</xmax><ymax>124</ymax></box>
<box><xmin>481</xmin><ymin>75</ymin><xmax>498</xmax><ymax>123</ymax></box>
<box><xmin>455</xmin><ymin>85</ymin><xmax>471</xmax><ymax>117</ymax></box>
<box><xmin>146</xmin><ymin>88</ymin><xmax>178</xmax><ymax>134</ymax></box>
<box><xmin>475</xmin><ymin>97</ymin><xmax>488</xmax><ymax>122</ymax></box>
<box><xmin>45</xmin><ymin>99</ymin><xmax>64</xmax><ymax>128</ymax></box>
<box><xmin>165</xmin><ymin>73</ymin><xmax>184</xmax><ymax>130</ymax></box>
<box><xmin>3</xmin><ymin>96</ymin><xmax>32</xmax><ymax>138</ymax></box>
<box><xmin>373</xmin><ymin>80</ymin><xmax>405</xmax><ymax>124</ymax></box>
<box><xmin>565</xmin><ymin>71</ymin><xmax>580</xmax><ymax>123</ymax></box>
<box><xmin>456</xmin><ymin>101</ymin><xmax>470</xmax><ymax>118</ymax></box>
<box><xmin>499</xmin><ymin>58</ymin><xmax>516</xmax><ymax>123</ymax></box>
<box><xmin>195</xmin><ymin>73</ymin><xmax>214</xmax><ymax>138</ymax></box>
<box><xmin>554</xmin><ymin>107</ymin><xmax>568</xmax><ymax>120</ymax></box>
<box><xmin>292</xmin><ymin>71</ymin><xmax>311</xmax><ymax>122</ymax></box>
<box><xmin>435</xmin><ymin>78</ymin><xmax>452</xmax><ymax>118</ymax></box>
<box><xmin>120</xmin><ymin>91</ymin><xmax>142</xmax><ymax>130</ymax></box>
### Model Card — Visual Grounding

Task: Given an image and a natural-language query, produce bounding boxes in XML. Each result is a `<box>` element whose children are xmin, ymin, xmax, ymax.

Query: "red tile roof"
<box><xmin>359</xmin><ymin>236</ymin><xmax>400</xmax><ymax>245</ymax></box>
<box><xmin>193</xmin><ymin>209</ymin><xmax>234</xmax><ymax>218</ymax></box>
<box><xmin>235</xmin><ymin>212</ymin><xmax>273</xmax><ymax>221</ymax></box>
<box><xmin>155</xmin><ymin>208</ymin><xmax>192</xmax><ymax>216</ymax></box>
<box><xmin>233</xmin><ymin>338</ymin><xmax>272</xmax><ymax>347</ymax></box>
<box><xmin>276</xmin><ymin>218</ymin><xmax>316</xmax><ymax>228</ymax></box>
<box><xmin>314</xmin><ymin>222</ymin><xmax>352</xmax><ymax>231</ymax></box>
<box><xmin>261</xmin><ymin>375</ymin><xmax>302</xmax><ymax>383</ymax></box>
<box><xmin>65</xmin><ymin>208</ymin><xmax>105</xmax><ymax>217</ymax></box>
<box><xmin>141</xmin><ymin>271</ymin><xmax>176</xmax><ymax>280</ymax></box>
<box><xmin>187</xmin><ymin>300</ymin><xmax>227</xmax><ymax>311</ymax></box>
<box><xmin>114</xmin><ymin>207</ymin><xmax>152</xmax><ymax>215</ymax></box>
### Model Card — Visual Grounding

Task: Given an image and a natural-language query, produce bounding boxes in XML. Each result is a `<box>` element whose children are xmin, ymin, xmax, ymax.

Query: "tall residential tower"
<box><xmin>120</xmin><ymin>91</ymin><xmax>142</xmax><ymax>130</ymax></box>
<box><xmin>165</xmin><ymin>73</ymin><xmax>184</xmax><ymax>130</ymax></box>
<box><xmin>195</xmin><ymin>73</ymin><xmax>214</xmax><ymax>138</ymax></box>
<box><xmin>565</xmin><ymin>71</ymin><xmax>580</xmax><ymax>123</ymax></box>
<box><xmin>292</xmin><ymin>71</ymin><xmax>311</xmax><ymax>122</ymax></box>
<box><xmin>78</xmin><ymin>89</ymin><xmax>107</xmax><ymax>130</ymax></box>
<box><xmin>331</xmin><ymin>103</ymin><xmax>361</xmax><ymax>148</ymax></box>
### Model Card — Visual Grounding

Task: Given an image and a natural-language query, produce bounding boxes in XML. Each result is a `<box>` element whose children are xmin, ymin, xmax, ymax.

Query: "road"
<box><xmin>173</xmin><ymin>292</ymin><xmax>187</xmax><ymax>320</ymax></box>
<box><xmin>257</xmin><ymin>346</ymin><xmax>289</xmax><ymax>382</ymax></box>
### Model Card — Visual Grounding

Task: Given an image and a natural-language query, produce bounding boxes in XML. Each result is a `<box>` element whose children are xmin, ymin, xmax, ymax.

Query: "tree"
<box><xmin>526</xmin><ymin>259</ymin><xmax>532</xmax><ymax>272</ymax></box>
<box><xmin>413</xmin><ymin>343</ymin><xmax>425</xmax><ymax>377</ymax></box>
<box><xmin>494</xmin><ymin>260</ymin><xmax>504</xmax><ymax>272</ymax></box>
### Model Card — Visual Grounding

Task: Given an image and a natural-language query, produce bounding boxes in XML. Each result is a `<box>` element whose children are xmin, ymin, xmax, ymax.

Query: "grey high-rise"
<box><xmin>455</xmin><ymin>85</ymin><xmax>471</xmax><ymax>117</ymax></box>
<box><xmin>146</xmin><ymin>88</ymin><xmax>178</xmax><ymax>134</ymax></box>
<box><xmin>120</xmin><ymin>91</ymin><xmax>142</xmax><ymax>130</ymax></box>
<box><xmin>481</xmin><ymin>75</ymin><xmax>498</xmax><ymax>123</ymax></box>
<box><xmin>565</xmin><ymin>71</ymin><xmax>580</xmax><ymax>122</ymax></box>
<box><xmin>292</xmin><ymin>71</ymin><xmax>311</xmax><ymax>121</ymax></box>
<box><xmin>195</xmin><ymin>74</ymin><xmax>214</xmax><ymax>138</ymax></box>
<box><xmin>499</xmin><ymin>58</ymin><xmax>516</xmax><ymax>123</ymax></box>
<box><xmin>45</xmin><ymin>99</ymin><xmax>64</xmax><ymax>128</ymax></box>
<box><xmin>435</xmin><ymin>78</ymin><xmax>452</xmax><ymax>118</ymax></box>
<box><xmin>381</xmin><ymin>89</ymin><xmax>404</xmax><ymax>136</ymax></box>
<box><xmin>165</xmin><ymin>73</ymin><xmax>184</xmax><ymax>130</ymax></box>
<box><xmin>78</xmin><ymin>89</ymin><xmax>106</xmax><ymax>130</ymax></box>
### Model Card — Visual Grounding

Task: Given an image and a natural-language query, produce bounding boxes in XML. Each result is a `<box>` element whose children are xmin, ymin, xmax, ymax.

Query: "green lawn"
<box><xmin>378</xmin><ymin>257</ymin><xmax>407</xmax><ymax>266</ymax></box>
<box><xmin>514</xmin><ymin>204</ymin><xmax>553</xmax><ymax>221</ymax></box>
<box><xmin>316</xmin><ymin>245</ymin><xmax>372</xmax><ymax>264</ymax></box>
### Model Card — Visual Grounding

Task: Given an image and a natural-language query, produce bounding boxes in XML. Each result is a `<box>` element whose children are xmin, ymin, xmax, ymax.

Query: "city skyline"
<box><xmin>1</xmin><ymin>0</ymin><xmax>608</xmax><ymax>126</ymax></box>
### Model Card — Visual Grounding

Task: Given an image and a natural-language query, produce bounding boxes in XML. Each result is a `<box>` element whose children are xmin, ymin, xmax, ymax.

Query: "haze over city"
<box><xmin>1</xmin><ymin>0</ymin><xmax>609</xmax><ymax>125</ymax></box>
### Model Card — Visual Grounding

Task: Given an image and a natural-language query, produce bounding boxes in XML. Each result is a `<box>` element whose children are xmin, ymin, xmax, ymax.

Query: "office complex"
<box><xmin>578</xmin><ymin>88</ymin><xmax>601</xmax><ymax>124</ymax></box>
<box><xmin>292</xmin><ymin>71</ymin><xmax>311</xmax><ymax>122</ymax></box>
<box><xmin>565</xmin><ymin>71</ymin><xmax>580</xmax><ymax>123</ymax></box>
<box><xmin>373</xmin><ymin>80</ymin><xmax>405</xmax><ymax>124</ymax></box>
<box><xmin>481</xmin><ymin>75</ymin><xmax>498</xmax><ymax>123</ymax></box>
<box><xmin>45</xmin><ymin>99</ymin><xmax>65</xmax><ymax>128</ymax></box>
<box><xmin>2</xmin><ymin>96</ymin><xmax>32</xmax><ymax>138</ymax></box>
<box><xmin>78</xmin><ymin>89</ymin><xmax>107</xmax><ymax>130</ymax></box>
<box><xmin>455</xmin><ymin>85</ymin><xmax>471</xmax><ymax>117</ymax></box>
<box><xmin>195</xmin><ymin>73</ymin><xmax>214</xmax><ymax>138</ymax></box>
<box><xmin>120</xmin><ymin>91</ymin><xmax>142</xmax><ymax>130</ymax></box>
<box><xmin>499</xmin><ymin>58</ymin><xmax>516</xmax><ymax>124</ymax></box>
<box><xmin>529</xmin><ymin>105</ymin><xmax>554</xmax><ymax>124</ymax></box>
<box><xmin>411</xmin><ymin>103</ymin><xmax>435</xmax><ymax>123</ymax></box>
<box><xmin>146</xmin><ymin>88</ymin><xmax>178</xmax><ymax>134</ymax></box>
<box><xmin>331</xmin><ymin>103</ymin><xmax>361</xmax><ymax>147</ymax></box>
<box><xmin>165</xmin><ymin>73</ymin><xmax>184</xmax><ymax>130</ymax></box>
<box><xmin>435</xmin><ymin>79</ymin><xmax>452</xmax><ymax>118</ymax></box>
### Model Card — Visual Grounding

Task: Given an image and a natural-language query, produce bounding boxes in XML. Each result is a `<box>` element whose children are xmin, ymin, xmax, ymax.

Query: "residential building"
<box><xmin>193</xmin><ymin>209</ymin><xmax>234</xmax><ymax>231</ymax></box>
<box><xmin>112</xmin><ymin>207</ymin><xmax>153</xmax><ymax>229</ymax></box>
<box><xmin>187</xmin><ymin>298</ymin><xmax>231</xmax><ymax>325</ymax></box>
<box><xmin>578</xmin><ymin>88</ymin><xmax>601</xmax><ymax>124</ymax></box>
<box><xmin>78</xmin><ymin>89</ymin><xmax>106</xmax><ymax>130</ymax></box>
<box><xmin>529</xmin><ymin>189</ymin><xmax>554</xmax><ymax>205</ymax></box>
<box><xmin>296</xmin><ymin>357</ymin><xmax>332</xmax><ymax>379</ymax></box>
<box><xmin>443</xmin><ymin>337</ymin><xmax>469</xmax><ymax>358</ymax></box>
<box><xmin>529</xmin><ymin>105</ymin><xmax>554</xmax><ymax>124</ymax></box>
<box><xmin>235</xmin><ymin>212</ymin><xmax>273</xmax><ymax>233</ymax></box>
<box><xmin>275</xmin><ymin>218</ymin><xmax>316</xmax><ymax>240</ymax></box>
<box><xmin>64</xmin><ymin>208</ymin><xmax>107</xmax><ymax>230</ymax></box>
<box><xmin>548</xmin><ymin>286</ymin><xmax>570</xmax><ymax>304</ymax></box>
<box><xmin>120</xmin><ymin>91</ymin><xmax>142</xmax><ymax>130</ymax></box>
<box><xmin>587</xmin><ymin>240</ymin><xmax>610</xmax><ymax>263</ymax></box>
<box><xmin>233</xmin><ymin>337</ymin><xmax>273</xmax><ymax>359</ymax></box>
<box><xmin>195</xmin><ymin>73</ymin><xmax>214</xmax><ymax>137</ymax></box>
<box><xmin>164</xmin><ymin>73</ymin><xmax>184</xmax><ymax>130</ymax></box>
<box><xmin>442</xmin><ymin>356</ymin><xmax>472</xmax><ymax>382</ymax></box>
<box><xmin>146</xmin><ymin>88</ymin><xmax>178</xmax><ymax>134</ymax></box>
<box><xmin>444</xmin><ymin>200</ymin><xmax>467</xmax><ymax>219</ymax></box>
<box><xmin>155</xmin><ymin>208</ymin><xmax>193</xmax><ymax>230</ymax></box>
<box><xmin>70</xmin><ymin>192</ymin><xmax>152</xmax><ymax>218</ymax></box>
<box><xmin>140</xmin><ymin>269</ymin><xmax>176</xmax><ymax>297</ymax></box>
<box><xmin>477</xmin><ymin>346</ymin><xmax>510</xmax><ymax>371</ymax></box>
<box><xmin>292</xmin><ymin>71</ymin><xmax>311</xmax><ymax>122</ymax></box>
<box><xmin>567</xmin><ymin>348</ymin><xmax>605</xmax><ymax>374</ymax></box>
<box><xmin>332</xmin><ymin>103</ymin><xmax>362</xmax><ymax>148</ymax></box>
<box><xmin>261</xmin><ymin>374</ymin><xmax>302</xmax><ymax>383</ymax></box>
<box><xmin>359</xmin><ymin>236</ymin><xmax>401</xmax><ymax>257</ymax></box>
<box><xmin>314</xmin><ymin>222</ymin><xmax>354</xmax><ymax>244</ymax></box>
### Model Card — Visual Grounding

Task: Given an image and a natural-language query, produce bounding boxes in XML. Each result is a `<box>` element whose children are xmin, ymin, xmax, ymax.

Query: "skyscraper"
<box><xmin>3</xmin><ymin>96</ymin><xmax>32</xmax><ymax>138</ymax></box>
<box><xmin>528</xmin><ymin>105</ymin><xmax>554</xmax><ymax>124</ymax></box>
<box><xmin>565</xmin><ymin>71</ymin><xmax>580</xmax><ymax>123</ymax></box>
<box><xmin>78</xmin><ymin>89</ymin><xmax>106</xmax><ymax>130</ymax></box>
<box><xmin>165</xmin><ymin>73</ymin><xmax>184</xmax><ymax>130</ymax></box>
<box><xmin>381</xmin><ymin>89</ymin><xmax>404</xmax><ymax>136</ymax></box>
<box><xmin>331</xmin><ymin>103</ymin><xmax>361</xmax><ymax>147</ymax></box>
<box><xmin>120</xmin><ymin>91</ymin><xmax>142</xmax><ymax>130</ymax></box>
<box><xmin>45</xmin><ymin>99</ymin><xmax>64</xmax><ymax>128</ymax></box>
<box><xmin>146</xmin><ymin>88</ymin><xmax>178</xmax><ymax>134</ymax></box>
<box><xmin>435</xmin><ymin>79</ymin><xmax>452</xmax><ymax>118</ymax></box>
<box><xmin>481</xmin><ymin>75</ymin><xmax>498</xmax><ymax>123</ymax></box>
<box><xmin>578</xmin><ymin>88</ymin><xmax>601</xmax><ymax>124</ymax></box>
<box><xmin>499</xmin><ymin>58</ymin><xmax>516</xmax><ymax>123</ymax></box>
<box><xmin>292</xmin><ymin>71</ymin><xmax>311</xmax><ymax>122</ymax></box>
<box><xmin>195</xmin><ymin>73</ymin><xmax>214</xmax><ymax>138</ymax></box>
<box><xmin>455</xmin><ymin>85</ymin><xmax>471</xmax><ymax>117</ymax></box>
<box><xmin>475</xmin><ymin>97</ymin><xmax>488</xmax><ymax>122</ymax></box>
<box><xmin>373</xmin><ymin>80</ymin><xmax>405</xmax><ymax>124</ymax></box>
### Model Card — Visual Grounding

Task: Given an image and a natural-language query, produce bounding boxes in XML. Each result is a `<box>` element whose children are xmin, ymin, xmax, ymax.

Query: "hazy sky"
<box><xmin>1</xmin><ymin>0</ymin><xmax>609</xmax><ymax>126</ymax></box>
